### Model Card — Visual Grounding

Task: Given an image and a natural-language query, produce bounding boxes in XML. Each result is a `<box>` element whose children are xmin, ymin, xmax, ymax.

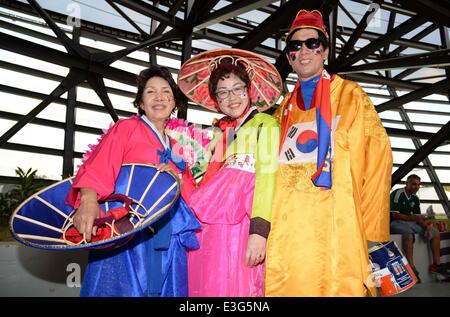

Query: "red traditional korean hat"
<box><xmin>177</xmin><ymin>48</ymin><xmax>282</xmax><ymax>112</ymax></box>
<box><xmin>287</xmin><ymin>9</ymin><xmax>329</xmax><ymax>40</ymax></box>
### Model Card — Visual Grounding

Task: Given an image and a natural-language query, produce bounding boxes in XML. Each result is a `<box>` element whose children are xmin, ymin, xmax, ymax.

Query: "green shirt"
<box><xmin>390</xmin><ymin>187</ymin><xmax>420</xmax><ymax>216</ymax></box>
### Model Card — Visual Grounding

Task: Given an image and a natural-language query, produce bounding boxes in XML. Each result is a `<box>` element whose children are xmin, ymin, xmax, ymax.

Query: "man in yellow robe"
<box><xmin>265</xmin><ymin>10</ymin><xmax>393</xmax><ymax>296</ymax></box>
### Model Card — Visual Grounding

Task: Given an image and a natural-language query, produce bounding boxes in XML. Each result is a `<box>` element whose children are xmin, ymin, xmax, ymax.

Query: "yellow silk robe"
<box><xmin>265</xmin><ymin>75</ymin><xmax>393</xmax><ymax>297</ymax></box>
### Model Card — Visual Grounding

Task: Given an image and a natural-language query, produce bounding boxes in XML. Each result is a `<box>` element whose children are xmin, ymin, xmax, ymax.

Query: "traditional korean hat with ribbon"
<box><xmin>177</xmin><ymin>48</ymin><xmax>282</xmax><ymax>112</ymax></box>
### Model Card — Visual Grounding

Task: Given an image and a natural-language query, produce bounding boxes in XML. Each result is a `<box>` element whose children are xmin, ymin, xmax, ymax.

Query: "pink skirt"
<box><xmin>187</xmin><ymin>167</ymin><xmax>264</xmax><ymax>297</ymax></box>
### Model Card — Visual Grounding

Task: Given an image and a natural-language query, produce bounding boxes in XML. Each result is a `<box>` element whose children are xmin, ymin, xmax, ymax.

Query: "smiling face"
<box><xmin>140</xmin><ymin>76</ymin><xmax>175</xmax><ymax>124</ymax></box>
<box><xmin>214</xmin><ymin>72</ymin><xmax>249</xmax><ymax>119</ymax></box>
<box><xmin>287</xmin><ymin>28</ymin><xmax>328</xmax><ymax>81</ymax></box>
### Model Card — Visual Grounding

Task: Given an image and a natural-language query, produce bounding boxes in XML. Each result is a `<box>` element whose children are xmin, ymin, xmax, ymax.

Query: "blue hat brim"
<box><xmin>9</xmin><ymin>163</ymin><xmax>180</xmax><ymax>250</ymax></box>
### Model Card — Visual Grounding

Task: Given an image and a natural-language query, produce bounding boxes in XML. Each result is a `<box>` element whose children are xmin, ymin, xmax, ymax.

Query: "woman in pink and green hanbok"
<box><xmin>177</xmin><ymin>48</ymin><xmax>282</xmax><ymax>296</ymax></box>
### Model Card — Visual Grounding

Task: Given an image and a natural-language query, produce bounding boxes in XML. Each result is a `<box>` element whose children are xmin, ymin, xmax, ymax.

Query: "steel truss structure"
<box><xmin>0</xmin><ymin>0</ymin><xmax>449</xmax><ymax>215</ymax></box>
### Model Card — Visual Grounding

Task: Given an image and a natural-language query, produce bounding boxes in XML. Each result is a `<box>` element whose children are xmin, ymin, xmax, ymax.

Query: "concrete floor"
<box><xmin>395</xmin><ymin>280</ymin><xmax>450</xmax><ymax>297</ymax></box>
<box><xmin>2</xmin><ymin>241</ymin><xmax>448</xmax><ymax>297</ymax></box>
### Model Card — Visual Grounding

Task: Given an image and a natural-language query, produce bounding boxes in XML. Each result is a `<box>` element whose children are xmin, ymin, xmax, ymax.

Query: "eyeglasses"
<box><xmin>287</xmin><ymin>38</ymin><xmax>321</xmax><ymax>52</ymax></box>
<box><xmin>215</xmin><ymin>85</ymin><xmax>246</xmax><ymax>100</ymax></box>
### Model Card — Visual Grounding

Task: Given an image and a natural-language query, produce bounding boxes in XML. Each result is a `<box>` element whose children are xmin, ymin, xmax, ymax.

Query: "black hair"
<box><xmin>407</xmin><ymin>174</ymin><xmax>421</xmax><ymax>183</ymax></box>
<box><xmin>208</xmin><ymin>60</ymin><xmax>251</xmax><ymax>103</ymax></box>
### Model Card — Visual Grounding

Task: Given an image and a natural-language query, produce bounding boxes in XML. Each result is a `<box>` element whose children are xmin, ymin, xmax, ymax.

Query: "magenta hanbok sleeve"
<box><xmin>66</xmin><ymin>119</ymin><xmax>136</xmax><ymax>208</ymax></box>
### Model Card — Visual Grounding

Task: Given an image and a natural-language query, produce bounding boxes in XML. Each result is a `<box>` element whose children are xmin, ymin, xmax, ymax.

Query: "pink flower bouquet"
<box><xmin>166</xmin><ymin>117</ymin><xmax>216</xmax><ymax>178</ymax></box>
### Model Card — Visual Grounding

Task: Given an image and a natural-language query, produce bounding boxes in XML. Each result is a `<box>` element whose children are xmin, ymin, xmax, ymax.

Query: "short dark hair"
<box><xmin>133</xmin><ymin>65</ymin><xmax>186</xmax><ymax>115</ymax></box>
<box><xmin>407</xmin><ymin>174</ymin><xmax>421</xmax><ymax>183</ymax></box>
<box><xmin>208</xmin><ymin>61</ymin><xmax>251</xmax><ymax>103</ymax></box>
<box><xmin>286</xmin><ymin>28</ymin><xmax>329</xmax><ymax>51</ymax></box>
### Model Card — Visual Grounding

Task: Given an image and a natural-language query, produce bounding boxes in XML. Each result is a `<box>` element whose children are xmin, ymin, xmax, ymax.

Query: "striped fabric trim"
<box><xmin>393</xmin><ymin>188</ymin><xmax>404</xmax><ymax>204</ymax></box>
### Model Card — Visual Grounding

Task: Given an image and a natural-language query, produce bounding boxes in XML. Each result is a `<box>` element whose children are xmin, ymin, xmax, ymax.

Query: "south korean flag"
<box><xmin>280</xmin><ymin>117</ymin><xmax>340</xmax><ymax>164</ymax></box>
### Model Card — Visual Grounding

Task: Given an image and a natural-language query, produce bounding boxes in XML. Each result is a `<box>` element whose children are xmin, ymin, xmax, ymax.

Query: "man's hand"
<box><xmin>245</xmin><ymin>234</ymin><xmax>267</xmax><ymax>267</ymax></box>
<box><xmin>412</xmin><ymin>215</ymin><xmax>430</xmax><ymax>228</ymax></box>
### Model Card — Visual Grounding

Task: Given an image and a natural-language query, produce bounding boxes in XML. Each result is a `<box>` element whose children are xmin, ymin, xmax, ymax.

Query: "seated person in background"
<box><xmin>390</xmin><ymin>174</ymin><xmax>448</xmax><ymax>281</ymax></box>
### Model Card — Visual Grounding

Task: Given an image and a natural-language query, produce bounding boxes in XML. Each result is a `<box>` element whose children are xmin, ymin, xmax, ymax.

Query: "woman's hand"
<box><xmin>157</xmin><ymin>163</ymin><xmax>183</xmax><ymax>187</ymax></box>
<box><xmin>156</xmin><ymin>163</ymin><xmax>176</xmax><ymax>174</ymax></box>
<box><xmin>245</xmin><ymin>234</ymin><xmax>267</xmax><ymax>267</ymax></box>
<box><xmin>73</xmin><ymin>188</ymin><xmax>101</xmax><ymax>242</ymax></box>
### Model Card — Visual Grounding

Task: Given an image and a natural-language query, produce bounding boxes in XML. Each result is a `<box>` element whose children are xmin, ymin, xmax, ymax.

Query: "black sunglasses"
<box><xmin>287</xmin><ymin>38</ymin><xmax>321</xmax><ymax>52</ymax></box>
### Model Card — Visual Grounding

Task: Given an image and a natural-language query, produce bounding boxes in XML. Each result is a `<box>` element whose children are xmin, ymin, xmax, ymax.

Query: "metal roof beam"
<box><xmin>385</xmin><ymin>127</ymin><xmax>450</xmax><ymax>141</ymax></box>
<box><xmin>153</xmin><ymin>0</ymin><xmax>185</xmax><ymax>36</ymax></box>
<box><xmin>0</xmin><ymin>31</ymin><xmax>136</xmax><ymax>85</ymax></box>
<box><xmin>328</xmin><ymin>6</ymin><xmax>338</xmax><ymax>63</ymax></box>
<box><xmin>342</xmin><ymin>73</ymin><xmax>424</xmax><ymax>91</ymax></box>
<box><xmin>234</xmin><ymin>0</ymin><xmax>319</xmax><ymax>50</ymax></box>
<box><xmin>26</xmin><ymin>0</ymin><xmax>89</xmax><ymax>59</ymax></box>
<box><xmin>105</xmin><ymin>0</ymin><xmax>149</xmax><ymax>37</ymax></box>
<box><xmin>194</xmin><ymin>0</ymin><xmax>278</xmax><ymax>31</ymax></box>
<box><xmin>376</xmin><ymin>78</ymin><xmax>450</xmax><ymax>112</ymax></box>
<box><xmin>391</xmin><ymin>147</ymin><xmax>450</xmax><ymax>155</ymax></box>
<box><xmin>341</xmin><ymin>15</ymin><xmax>428</xmax><ymax>68</ymax></box>
<box><xmin>0</xmin><ymin>68</ymin><xmax>87</xmax><ymax>148</ymax></box>
<box><xmin>352</xmin><ymin>0</ymin><xmax>416</xmax><ymax>16</ymax></box>
<box><xmin>399</xmin><ymin>106</ymin><xmax>450</xmax><ymax>215</ymax></box>
<box><xmin>338</xmin><ymin>26</ymin><xmax>439</xmax><ymax>52</ymax></box>
<box><xmin>334</xmin><ymin>0</ymin><xmax>383</xmax><ymax>66</ymax></box>
<box><xmin>439</xmin><ymin>26</ymin><xmax>450</xmax><ymax>102</ymax></box>
<box><xmin>340</xmin><ymin>50</ymin><xmax>450</xmax><ymax>74</ymax></box>
<box><xmin>0</xmin><ymin>84</ymin><xmax>135</xmax><ymax>117</ymax></box>
<box><xmin>0</xmin><ymin>110</ymin><xmax>101</xmax><ymax>135</ymax></box>
<box><xmin>382</xmin><ymin>119</ymin><xmax>447</xmax><ymax>129</ymax></box>
<box><xmin>193</xmin><ymin>28</ymin><xmax>279</xmax><ymax>58</ymax></box>
<box><xmin>393</xmin><ymin>0</ymin><xmax>450</xmax><ymax>28</ymax></box>
<box><xmin>86</xmin><ymin>74</ymin><xmax>119</xmax><ymax>122</ymax></box>
<box><xmin>111</xmin><ymin>0</ymin><xmax>186</xmax><ymax>30</ymax></box>
<box><xmin>0</xmin><ymin>19</ymin><xmax>166</xmax><ymax>69</ymax></box>
<box><xmin>388</xmin><ymin>23</ymin><xmax>437</xmax><ymax>58</ymax></box>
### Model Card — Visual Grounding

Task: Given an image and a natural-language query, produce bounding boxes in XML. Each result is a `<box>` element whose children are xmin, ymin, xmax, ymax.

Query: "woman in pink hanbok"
<box><xmin>66</xmin><ymin>66</ymin><xmax>200</xmax><ymax>296</ymax></box>
<box><xmin>177</xmin><ymin>49</ymin><xmax>282</xmax><ymax>296</ymax></box>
